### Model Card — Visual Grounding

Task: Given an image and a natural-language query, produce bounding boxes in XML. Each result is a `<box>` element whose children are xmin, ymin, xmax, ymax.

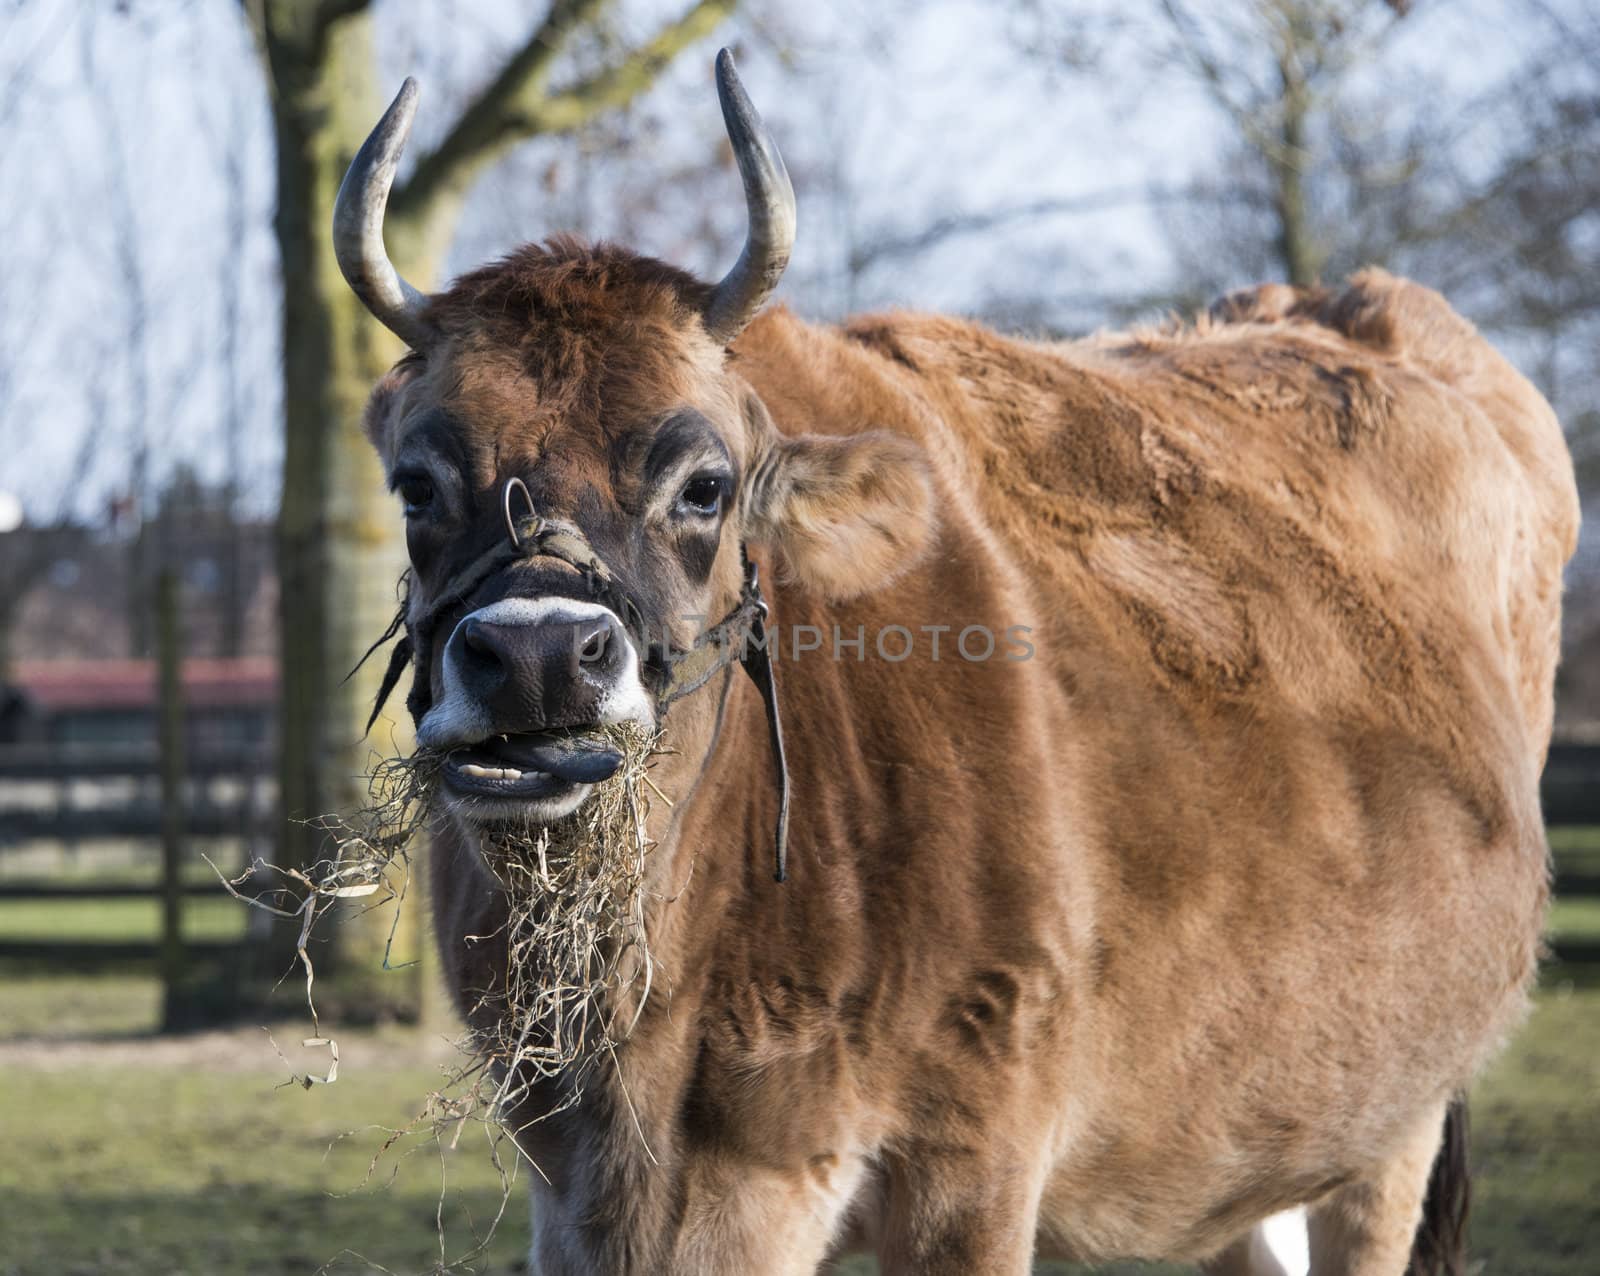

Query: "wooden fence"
<box><xmin>0</xmin><ymin>743</ymin><xmax>274</xmax><ymax>843</ymax></box>
<box><xmin>0</xmin><ymin>742</ymin><xmax>273</xmax><ymax>970</ymax></box>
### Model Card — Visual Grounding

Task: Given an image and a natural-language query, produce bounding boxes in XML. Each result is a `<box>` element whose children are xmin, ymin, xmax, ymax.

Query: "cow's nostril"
<box><xmin>578</xmin><ymin>620</ymin><xmax>611</xmax><ymax>666</ymax></box>
<box><xmin>458</xmin><ymin>618</ymin><xmax>512</xmax><ymax>696</ymax></box>
<box><xmin>444</xmin><ymin>607</ymin><xmax>628</xmax><ymax>734</ymax></box>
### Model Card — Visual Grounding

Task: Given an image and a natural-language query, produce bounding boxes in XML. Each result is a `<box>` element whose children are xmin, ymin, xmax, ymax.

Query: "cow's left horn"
<box><xmin>702</xmin><ymin>50</ymin><xmax>796</xmax><ymax>345</ymax></box>
<box><xmin>333</xmin><ymin>78</ymin><xmax>432</xmax><ymax>350</ymax></box>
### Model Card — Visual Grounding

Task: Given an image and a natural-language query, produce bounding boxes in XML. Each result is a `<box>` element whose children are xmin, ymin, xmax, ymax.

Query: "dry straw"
<box><xmin>464</xmin><ymin>720</ymin><xmax>666</xmax><ymax>1143</ymax></box>
<box><xmin>214</xmin><ymin>721</ymin><xmax>668</xmax><ymax>1269</ymax></box>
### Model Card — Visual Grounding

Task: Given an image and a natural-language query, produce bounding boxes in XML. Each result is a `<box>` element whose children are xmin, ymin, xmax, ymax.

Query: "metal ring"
<box><xmin>503</xmin><ymin>476</ymin><xmax>539</xmax><ymax>547</ymax></box>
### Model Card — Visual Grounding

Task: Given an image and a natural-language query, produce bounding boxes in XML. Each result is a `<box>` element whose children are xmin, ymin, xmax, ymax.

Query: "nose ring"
<box><xmin>503</xmin><ymin>476</ymin><xmax>541</xmax><ymax>548</ymax></box>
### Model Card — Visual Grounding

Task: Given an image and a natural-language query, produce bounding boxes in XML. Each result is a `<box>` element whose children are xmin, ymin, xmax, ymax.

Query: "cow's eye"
<box><xmin>395</xmin><ymin>473</ymin><xmax>434</xmax><ymax>516</ymax></box>
<box><xmin>677</xmin><ymin>475</ymin><xmax>724</xmax><ymax>517</ymax></box>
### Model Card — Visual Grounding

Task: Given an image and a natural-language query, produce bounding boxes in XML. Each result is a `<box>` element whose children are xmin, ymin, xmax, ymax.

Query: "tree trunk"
<box><xmin>262</xmin><ymin>11</ymin><xmax>434</xmax><ymax>1019</ymax></box>
<box><xmin>253</xmin><ymin>0</ymin><xmax>730</xmax><ymax>1022</ymax></box>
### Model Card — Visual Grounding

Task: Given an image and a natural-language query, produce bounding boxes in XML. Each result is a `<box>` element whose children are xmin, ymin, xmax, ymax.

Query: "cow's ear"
<box><xmin>744</xmin><ymin>426</ymin><xmax>936</xmax><ymax>600</ymax></box>
<box><xmin>362</xmin><ymin>359</ymin><xmax>421</xmax><ymax>459</ymax></box>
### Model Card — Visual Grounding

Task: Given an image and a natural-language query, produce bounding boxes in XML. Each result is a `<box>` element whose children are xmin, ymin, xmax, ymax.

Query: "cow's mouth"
<box><xmin>442</xmin><ymin>730</ymin><xmax>624</xmax><ymax>801</ymax></box>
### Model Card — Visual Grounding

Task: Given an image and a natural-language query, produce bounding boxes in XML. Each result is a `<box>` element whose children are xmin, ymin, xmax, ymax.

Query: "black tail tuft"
<box><xmin>1406</xmin><ymin>1096</ymin><xmax>1471</xmax><ymax>1276</ymax></box>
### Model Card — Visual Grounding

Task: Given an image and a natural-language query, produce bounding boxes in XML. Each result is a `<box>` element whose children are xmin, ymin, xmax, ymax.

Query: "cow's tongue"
<box><xmin>478</xmin><ymin>731</ymin><xmax>623</xmax><ymax>784</ymax></box>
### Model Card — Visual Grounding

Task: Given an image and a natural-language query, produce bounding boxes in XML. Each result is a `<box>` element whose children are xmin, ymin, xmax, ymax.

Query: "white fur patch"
<box><xmin>417</xmin><ymin>597</ymin><xmax>655</xmax><ymax>751</ymax></box>
<box><xmin>1252</xmin><ymin>1207</ymin><xmax>1309</xmax><ymax>1276</ymax></box>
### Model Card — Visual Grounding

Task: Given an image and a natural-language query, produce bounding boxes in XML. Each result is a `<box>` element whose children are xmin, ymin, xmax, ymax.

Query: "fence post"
<box><xmin>157</xmin><ymin>569</ymin><xmax>187</xmax><ymax>1030</ymax></box>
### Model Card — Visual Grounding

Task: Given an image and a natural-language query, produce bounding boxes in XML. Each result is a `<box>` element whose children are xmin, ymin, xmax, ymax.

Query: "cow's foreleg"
<box><xmin>874</xmin><ymin>1148</ymin><xmax>1045</xmax><ymax>1276</ymax></box>
<box><xmin>1305</xmin><ymin>1102</ymin><xmax>1448</xmax><ymax>1276</ymax></box>
<box><xmin>668</xmin><ymin>1152</ymin><xmax>868</xmax><ymax>1276</ymax></box>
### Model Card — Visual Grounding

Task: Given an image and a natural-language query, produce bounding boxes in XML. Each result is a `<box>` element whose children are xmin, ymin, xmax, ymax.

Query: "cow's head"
<box><xmin>338</xmin><ymin>52</ymin><xmax>934</xmax><ymax>830</ymax></box>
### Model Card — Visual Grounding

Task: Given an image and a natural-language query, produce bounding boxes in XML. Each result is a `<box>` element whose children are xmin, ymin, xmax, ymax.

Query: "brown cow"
<box><xmin>333</xmin><ymin>53</ymin><xmax>1579</xmax><ymax>1276</ymax></box>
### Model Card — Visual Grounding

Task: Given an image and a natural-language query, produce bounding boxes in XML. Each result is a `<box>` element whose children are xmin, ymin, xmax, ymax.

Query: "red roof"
<box><xmin>11</xmin><ymin>659</ymin><xmax>278</xmax><ymax>712</ymax></box>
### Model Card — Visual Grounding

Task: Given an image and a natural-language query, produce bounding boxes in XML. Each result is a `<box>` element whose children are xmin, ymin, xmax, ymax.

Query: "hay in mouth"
<box><xmin>461</xmin><ymin>720</ymin><xmax>667</xmax><ymax>1135</ymax></box>
<box><xmin>215</xmin><ymin>719</ymin><xmax>667</xmax><ymax>1124</ymax></box>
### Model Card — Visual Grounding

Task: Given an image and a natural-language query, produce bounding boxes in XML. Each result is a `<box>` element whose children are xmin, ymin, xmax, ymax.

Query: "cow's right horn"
<box><xmin>333</xmin><ymin>78</ymin><xmax>433</xmax><ymax>350</ymax></box>
<box><xmin>701</xmin><ymin>50</ymin><xmax>797</xmax><ymax>345</ymax></box>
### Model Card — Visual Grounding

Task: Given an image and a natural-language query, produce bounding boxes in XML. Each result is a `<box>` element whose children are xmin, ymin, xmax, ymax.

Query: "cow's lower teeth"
<box><xmin>458</xmin><ymin>763</ymin><xmax>523</xmax><ymax>781</ymax></box>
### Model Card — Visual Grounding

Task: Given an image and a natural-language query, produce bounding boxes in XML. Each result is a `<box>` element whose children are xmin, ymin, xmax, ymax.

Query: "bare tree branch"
<box><xmin>390</xmin><ymin>0</ymin><xmax>734</xmax><ymax>232</ymax></box>
<box><xmin>389</xmin><ymin>0</ymin><xmax>607</xmax><ymax>223</ymax></box>
<box><xmin>0</xmin><ymin>0</ymin><xmax>77</xmax><ymax>139</ymax></box>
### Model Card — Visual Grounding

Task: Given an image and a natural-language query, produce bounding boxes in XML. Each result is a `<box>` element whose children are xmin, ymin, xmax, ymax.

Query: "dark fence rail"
<box><xmin>0</xmin><ymin>939</ymin><xmax>242</xmax><ymax>972</ymax></box>
<box><xmin>1539</xmin><ymin>742</ymin><xmax>1600</xmax><ymax>827</ymax></box>
<box><xmin>2</xmin><ymin>808</ymin><xmax>270</xmax><ymax>841</ymax></box>
<box><xmin>0</xmin><ymin>743</ymin><xmax>272</xmax><ymax>781</ymax></box>
<box><xmin>0</xmin><ymin>743</ymin><xmax>274</xmax><ymax>848</ymax></box>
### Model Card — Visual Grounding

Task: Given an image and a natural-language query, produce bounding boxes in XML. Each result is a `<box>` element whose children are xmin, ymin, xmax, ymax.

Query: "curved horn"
<box><xmin>332</xmin><ymin>78</ymin><xmax>432</xmax><ymax>349</ymax></box>
<box><xmin>702</xmin><ymin>50</ymin><xmax>796</xmax><ymax>344</ymax></box>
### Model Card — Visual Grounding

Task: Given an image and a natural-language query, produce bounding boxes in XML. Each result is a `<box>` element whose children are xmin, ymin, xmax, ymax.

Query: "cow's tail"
<box><xmin>1405</xmin><ymin>1096</ymin><xmax>1470</xmax><ymax>1276</ymax></box>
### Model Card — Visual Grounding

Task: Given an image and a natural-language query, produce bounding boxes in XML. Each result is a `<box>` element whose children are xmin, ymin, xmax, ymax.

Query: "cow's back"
<box><xmin>732</xmin><ymin>271</ymin><xmax>1579</xmax><ymax>1260</ymax></box>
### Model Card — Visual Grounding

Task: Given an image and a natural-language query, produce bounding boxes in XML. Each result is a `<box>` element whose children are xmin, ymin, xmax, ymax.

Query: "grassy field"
<box><xmin>0</xmin><ymin>1020</ymin><xmax>532</xmax><ymax>1276</ymax></box>
<box><xmin>0</xmin><ymin>972</ymin><xmax>1594</xmax><ymax>1275</ymax></box>
<box><xmin>0</xmin><ymin>834</ymin><xmax>1596</xmax><ymax>1275</ymax></box>
<box><xmin>0</xmin><ymin>895</ymin><xmax>247</xmax><ymax>944</ymax></box>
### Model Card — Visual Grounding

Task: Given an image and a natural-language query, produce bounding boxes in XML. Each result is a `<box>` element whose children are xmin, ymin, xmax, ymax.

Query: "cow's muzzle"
<box><xmin>416</xmin><ymin>596</ymin><xmax>656</xmax><ymax>772</ymax></box>
<box><xmin>452</xmin><ymin>608</ymin><xmax>625</xmax><ymax>729</ymax></box>
<box><xmin>359</xmin><ymin>487</ymin><xmax>787</xmax><ymax>873</ymax></box>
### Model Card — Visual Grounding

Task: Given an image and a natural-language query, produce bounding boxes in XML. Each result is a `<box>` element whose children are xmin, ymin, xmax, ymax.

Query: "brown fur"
<box><xmin>361</xmin><ymin>245</ymin><xmax>1579</xmax><ymax>1275</ymax></box>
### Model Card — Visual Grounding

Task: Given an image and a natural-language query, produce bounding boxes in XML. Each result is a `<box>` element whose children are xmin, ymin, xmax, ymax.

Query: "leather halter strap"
<box><xmin>360</xmin><ymin>486</ymin><xmax>792</xmax><ymax>882</ymax></box>
<box><xmin>659</xmin><ymin>549</ymin><xmax>790</xmax><ymax>882</ymax></box>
